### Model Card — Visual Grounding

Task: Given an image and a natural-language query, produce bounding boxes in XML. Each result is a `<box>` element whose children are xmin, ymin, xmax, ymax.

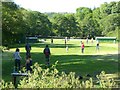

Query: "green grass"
<box><xmin>2</xmin><ymin>39</ymin><xmax>119</xmax><ymax>82</ymax></box>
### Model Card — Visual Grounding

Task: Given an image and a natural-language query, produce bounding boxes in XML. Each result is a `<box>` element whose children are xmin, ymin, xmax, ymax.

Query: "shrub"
<box><xmin>96</xmin><ymin>71</ymin><xmax>116</xmax><ymax>88</ymax></box>
<box><xmin>0</xmin><ymin>80</ymin><xmax>14</xmax><ymax>89</ymax></box>
<box><xmin>18</xmin><ymin>62</ymin><xmax>82</xmax><ymax>88</ymax></box>
<box><xmin>1</xmin><ymin>62</ymin><xmax>117</xmax><ymax>89</ymax></box>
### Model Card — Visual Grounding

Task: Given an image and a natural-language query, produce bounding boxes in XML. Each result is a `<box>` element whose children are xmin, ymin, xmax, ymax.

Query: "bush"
<box><xmin>18</xmin><ymin>62</ymin><xmax>82</xmax><ymax>88</ymax></box>
<box><xmin>0</xmin><ymin>80</ymin><xmax>14</xmax><ymax>89</ymax></box>
<box><xmin>96</xmin><ymin>71</ymin><xmax>116</xmax><ymax>88</ymax></box>
<box><xmin>1</xmin><ymin>62</ymin><xmax>117</xmax><ymax>89</ymax></box>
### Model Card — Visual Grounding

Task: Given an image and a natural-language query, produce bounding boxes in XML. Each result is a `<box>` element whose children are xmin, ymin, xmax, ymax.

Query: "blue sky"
<box><xmin>13</xmin><ymin>0</ymin><xmax>119</xmax><ymax>13</ymax></box>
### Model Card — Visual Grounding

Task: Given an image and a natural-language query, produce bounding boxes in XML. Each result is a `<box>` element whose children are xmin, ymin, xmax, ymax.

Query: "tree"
<box><xmin>75</xmin><ymin>7</ymin><xmax>93</xmax><ymax>38</ymax></box>
<box><xmin>23</xmin><ymin>11</ymin><xmax>52</xmax><ymax>37</ymax></box>
<box><xmin>2</xmin><ymin>1</ymin><xmax>120</xmax><ymax>45</ymax></box>
<box><xmin>100</xmin><ymin>13</ymin><xmax>120</xmax><ymax>36</ymax></box>
<box><xmin>2</xmin><ymin>2</ymin><xmax>52</xmax><ymax>45</ymax></box>
<box><xmin>65</xmin><ymin>14</ymin><xmax>80</xmax><ymax>37</ymax></box>
<box><xmin>2</xmin><ymin>2</ymin><xmax>24</xmax><ymax>45</ymax></box>
<box><xmin>51</xmin><ymin>13</ymin><xmax>79</xmax><ymax>37</ymax></box>
<box><xmin>51</xmin><ymin>14</ymin><xmax>66</xmax><ymax>36</ymax></box>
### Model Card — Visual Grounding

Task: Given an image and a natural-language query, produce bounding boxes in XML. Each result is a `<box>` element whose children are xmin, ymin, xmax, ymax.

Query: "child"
<box><xmin>96</xmin><ymin>41</ymin><xmax>99</xmax><ymax>51</ymax></box>
<box><xmin>26</xmin><ymin>55</ymin><xmax>32</xmax><ymax>72</ymax></box>
<box><xmin>91</xmin><ymin>38</ymin><xmax>93</xmax><ymax>43</ymax></box>
<box><xmin>13</xmin><ymin>48</ymin><xmax>22</xmax><ymax>71</ymax></box>
<box><xmin>66</xmin><ymin>46</ymin><xmax>68</xmax><ymax>53</ymax></box>
<box><xmin>86</xmin><ymin>38</ymin><xmax>88</xmax><ymax>44</ymax></box>
<box><xmin>81</xmin><ymin>42</ymin><xmax>84</xmax><ymax>53</ymax></box>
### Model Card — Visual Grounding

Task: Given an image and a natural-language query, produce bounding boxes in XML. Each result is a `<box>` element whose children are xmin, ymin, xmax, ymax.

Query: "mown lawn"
<box><xmin>2</xmin><ymin>39</ymin><xmax>119</xmax><ymax>82</ymax></box>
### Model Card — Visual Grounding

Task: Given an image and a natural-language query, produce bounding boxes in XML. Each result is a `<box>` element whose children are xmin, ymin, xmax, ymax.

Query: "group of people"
<box><xmin>81</xmin><ymin>39</ymin><xmax>100</xmax><ymax>53</ymax></box>
<box><xmin>13</xmin><ymin>42</ymin><xmax>51</xmax><ymax>72</ymax></box>
<box><xmin>65</xmin><ymin>37</ymin><xmax>99</xmax><ymax>54</ymax></box>
<box><xmin>13</xmin><ymin>43</ymin><xmax>32</xmax><ymax>72</ymax></box>
<box><xmin>86</xmin><ymin>38</ymin><xmax>94</xmax><ymax>44</ymax></box>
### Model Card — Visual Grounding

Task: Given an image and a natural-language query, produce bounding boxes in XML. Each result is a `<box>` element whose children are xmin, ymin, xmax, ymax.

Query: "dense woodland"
<box><xmin>2</xmin><ymin>1</ymin><xmax>120</xmax><ymax>45</ymax></box>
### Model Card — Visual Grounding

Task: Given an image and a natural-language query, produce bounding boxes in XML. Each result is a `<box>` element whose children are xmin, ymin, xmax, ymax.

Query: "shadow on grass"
<box><xmin>9</xmin><ymin>43</ymin><xmax>80</xmax><ymax>49</ymax></box>
<box><xmin>2</xmin><ymin>51</ymin><xmax>119</xmax><ymax>82</ymax></box>
<box><xmin>51</xmin><ymin>54</ymin><xmax>118</xmax><ymax>75</ymax></box>
<box><xmin>9</xmin><ymin>43</ymin><xmax>96</xmax><ymax>49</ymax></box>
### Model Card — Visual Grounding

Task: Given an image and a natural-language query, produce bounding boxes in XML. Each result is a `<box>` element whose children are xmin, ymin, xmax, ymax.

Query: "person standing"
<box><xmin>13</xmin><ymin>48</ymin><xmax>22</xmax><ymax>71</ymax></box>
<box><xmin>43</xmin><ymin>45</ymin><xmax>51</xmax><ymax>66</ymax></box>
<box><xmin>86</xmin><ymin>38</ymin><xmax>88</xmax><ymax>44</ymax></box>
<box><xmin>96</xmin><ymin>41</ymin><xmax>99</xmax><ymax>51</ymax></box>
<box><xmin>51</xmin><ymin>38</ymin><xmax>53</xmax><ymax>44</ymax></box>
<box><xmin>91</xmin><ymin>38</ymin><xmax>93</xmax><ymax>43</ymax></box>
<box><xmin>25</xmin><ymin>42</ymin><xmax>31</xmax><ymax>58</ymax></box>
<box><xmin>81</xmin><ymin>42</ymin><xmax>85</xmax><ymax>53</ymax></box>
<box><xmin>65</xmin><ymin>37</ymin><xmax>67</xmax><ymax>47</ymax></box>
<box><xmin>66</xmin><ymin>45</ymin><xmax>68</xmax><ymax>53</ymax></box>
<box><xmin>65</xmin><ymin>39</ymin><xmax>67</xmax><ymax>47</ymax></box>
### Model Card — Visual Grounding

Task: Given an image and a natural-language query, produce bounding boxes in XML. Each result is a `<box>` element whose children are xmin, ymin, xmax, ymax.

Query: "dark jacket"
<box><xmin>25</xmin><ymin>43</ymin><xmax>31</xmax><ymax>51</ymax></box>
<box><xmin>43</xmin><ymin>47</ymin><xmax>50</xmax><ymax>57</ymax></box>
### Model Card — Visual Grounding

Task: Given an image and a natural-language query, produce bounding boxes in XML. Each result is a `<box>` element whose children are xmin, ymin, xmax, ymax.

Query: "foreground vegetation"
<box><xmin>1</xmin><ymin>62</ymin><xmax>119</xmax><ymax>89</ymax></box>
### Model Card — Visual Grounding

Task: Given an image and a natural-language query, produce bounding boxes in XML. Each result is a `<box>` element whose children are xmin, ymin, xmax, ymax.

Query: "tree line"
<box><xmin>2</xmin><ymin>1</ymin><xmax>120</xmax><ymax>45</ymax></box>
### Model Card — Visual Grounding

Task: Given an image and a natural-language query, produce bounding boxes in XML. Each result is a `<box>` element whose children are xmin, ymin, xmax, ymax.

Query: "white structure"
<box><xmin>95</xmin><ymin>37</ymin><xmax>116</xmax><ymax>43</ymax></box>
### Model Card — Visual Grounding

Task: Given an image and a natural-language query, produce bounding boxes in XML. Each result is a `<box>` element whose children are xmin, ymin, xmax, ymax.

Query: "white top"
<box><xmin>13</xmin><ymin>52</ymin><xmax>21</xmax><ymax>60</ymax></box>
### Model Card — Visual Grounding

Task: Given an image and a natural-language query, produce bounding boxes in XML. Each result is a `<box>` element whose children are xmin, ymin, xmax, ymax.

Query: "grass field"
<box><xmin>2</xmin><ymin>39</ymin><xmax>119</xmax><ymax>82</ymax></box>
